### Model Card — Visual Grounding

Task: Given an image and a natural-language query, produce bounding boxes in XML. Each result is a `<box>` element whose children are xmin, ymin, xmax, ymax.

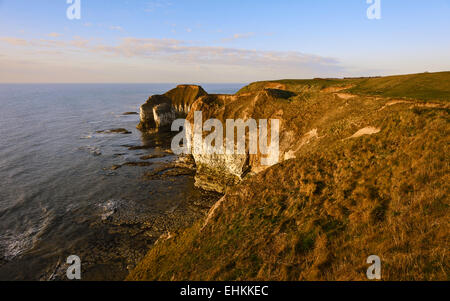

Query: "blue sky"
<box><xmin>0</xmin><ymin>0</ymin><xmax>449</xmax><ymax>83</ymax></box>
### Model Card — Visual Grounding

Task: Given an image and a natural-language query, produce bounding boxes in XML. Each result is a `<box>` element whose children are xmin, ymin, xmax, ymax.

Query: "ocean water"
<box><xmin>0</xmin><ymin>83</ymin><xmax>243</xmax><ymax>280</ymax></box>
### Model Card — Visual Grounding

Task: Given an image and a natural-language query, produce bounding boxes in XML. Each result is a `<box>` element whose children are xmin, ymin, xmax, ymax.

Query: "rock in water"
<box><xmin>137</xmin><ymin>85</ymin><xmax>208</xmax><ymax>132</ymax></box>
<box><xmin>97</xmin><ymin>128</ymin><xmax>132</xmax><ymax>134</ymax></box>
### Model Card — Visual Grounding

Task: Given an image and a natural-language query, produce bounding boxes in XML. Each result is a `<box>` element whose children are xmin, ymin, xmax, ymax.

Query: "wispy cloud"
<box><xmin>0</xmin><ymin>37</ymin><xmax>28</xmax><ymax>46</ymax></box>
<box><xmin>1</xmin><ymin>36</ymin><xmax>89</xmax><ymax>48</ymax></box>
<box><xmin>109</xmin><ymin>26</ymin><xmax>124</xmax><ymax>32</ymax></box>
<box><xmin>0</xmin><ymin>36</ymin><xmax>342</xmax><ymax>69</ymax></box>
<box><xmin>221</xmin><ymin>33</ymin><xmax>255</xmax><ymax>43</ymax></box>
<box><xmin>47</xmin><ymin>32</ymin><xmax>62</xmax><ymax>38</ymax></box>
<box><xmin>144</xmin><ymin>0</ymin><xmax>172</xmax><ymax>13</ymax></box>
<box><xmin>87</xmin><ymin>38</ymin><xmax>340</xmax><ymax>71</ymax></box>
<box><xmin>0</xmin><ymin>35</ymin><xmax>348</xmax><ymax>82</ymax></box>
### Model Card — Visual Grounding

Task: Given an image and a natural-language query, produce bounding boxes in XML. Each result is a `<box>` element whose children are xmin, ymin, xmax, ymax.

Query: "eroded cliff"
<box><xmin>138</xmin><ymin>72</ymin><xmax>450</xmax><ymax>194</ymax></box>
<box><xmin>137</xmin><ymin>85</ymin><xmax>206</xmax><ymax>131</ymax></box>
<box><xmin>129</xmin><ymin>71</ymin><xmax>450</xmax><ymax>281</ymax></box>
<box><xmin>165</xmin><ymin>84</ymin><xmax>207</xmax><ymax>114</ymax></box>
<box><xmin>138</xmin><ymin>85</ymin><xmax>308</xmax><ymax>193</ymax></box>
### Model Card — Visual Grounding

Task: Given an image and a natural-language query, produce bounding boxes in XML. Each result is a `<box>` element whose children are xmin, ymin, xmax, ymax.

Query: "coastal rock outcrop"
<box><xmin>137</xmin><ymin>95</ymin><xmax>174</xmax><ymax>131</ymax></box>
<box><xmin>164</xmin><ymin>85</ymin><xmax>207</xmax><ymax>114</ymax></box>
<box><xmin>153</xmin><ymin>102</ymin><xmax>176</xmax><ymax>128</ymax></box>
<box><xmin>184</xmin><ymin>90</ymin><xmax>300</xmax><ymax>192</ymax></box>
<box><xmin>138</xmin><ymin>84</ymin><xmax>306</xmax><ymax>193</ymax></box>
<box><xmin>138</xmin><ymin>85</ymin><xmax>207</xmax><ymax>131</ymax></box>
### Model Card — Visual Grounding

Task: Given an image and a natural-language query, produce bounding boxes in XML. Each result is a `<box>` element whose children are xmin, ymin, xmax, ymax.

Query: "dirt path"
<box><xmin>379</xmin><ymin>99</ymin><xmax>448</xmax><ymax>111</ymax></box>
<box><xmin>335</xmin><ymin>93</ymin><xmax>357</xmax><ymax>100</ymax></box>
<box><xmin>344</xmin><ymin>127</ymin><xmax>381</xmax><ymax>140</ymax></box>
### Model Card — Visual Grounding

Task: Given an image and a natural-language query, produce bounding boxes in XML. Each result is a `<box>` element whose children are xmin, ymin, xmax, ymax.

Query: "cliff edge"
<box><xmin>130</xmin><ymin>72</ymin><xmax>449</xmax><ymax>280</ymax></box>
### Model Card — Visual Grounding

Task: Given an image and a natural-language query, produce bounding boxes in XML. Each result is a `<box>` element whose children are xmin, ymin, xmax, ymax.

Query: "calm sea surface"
<box><xmin>0</xmin><ymin>83</ymin><xmax>244</xmax><ymax>280</ymax></box>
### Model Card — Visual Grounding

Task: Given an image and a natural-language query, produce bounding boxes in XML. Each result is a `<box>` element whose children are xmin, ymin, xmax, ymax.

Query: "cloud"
<box><xmin>70</xmin><ymin>36</ymin><xmax>91</xmax><ymax>48</ymax></box>
<box><xmin>221</xmin><ymin>33</ymin><xmax>255</xmax><ymax>43</ymax></box>
<box><xmin>0</xmin><ymin>35</ymin><xmax>348</xmax><ymax>82</ymax></box>
<box><xmin>109</xmin><ymin>26</ymin><xmax>124</xmax><ymax>32</ymax></box>
<box><xmin>1</xmin><ymin>35</ymin><xmax>90</xmax><ymax>49</ymax></box>
<box><xmin>47</xmin><ymin>32</ymin><xmax>62</xmax><ymax>38</ymax></box>
<box><xmin>1</xmin><ymin>36</ymin><xmax>342</xmax><ymax>70</ymax></box>
<box><xmin>83</xmin><ymin>38</ymin><xmax>343</xmax><ymax>76</ymax></box>
<box><xmin>0</xmin><ymin>37</ymin><xmax>28</xmax><ymax>46</ymax></box>
<box><xmin>144</xmin><ymin>0</ymin><xmax>172</xmax><ymax>13</ymax></box>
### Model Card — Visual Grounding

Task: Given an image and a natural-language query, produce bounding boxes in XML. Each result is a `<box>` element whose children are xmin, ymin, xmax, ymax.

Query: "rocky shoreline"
<box><xmin>87</xmin><ymin>132</ymin><xmax>223</xmax><ymax>281</ymax></box>
<box><xmin>13</xmin><ymin>119</ymin><xmax>223</xmax><ymax>281</ymax></box>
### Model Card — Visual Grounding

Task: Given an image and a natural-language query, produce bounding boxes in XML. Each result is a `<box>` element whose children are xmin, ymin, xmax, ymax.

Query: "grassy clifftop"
<box><xmin>128</xmin><ymin>72</ymin><xmax>449</xmax><ymax>281</ymax></box>
<box><xmin>238</xmin><ymin>71</ymin><xmax>450</xmax><ymax>102</ymax></box>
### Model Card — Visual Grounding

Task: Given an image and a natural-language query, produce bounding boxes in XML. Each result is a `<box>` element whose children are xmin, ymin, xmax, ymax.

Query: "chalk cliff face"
<box><xmin>138</xmin><ymin>85</ymin><xmax>207</xmax><ymax>131</ymax></box>
<box><xmin>153</xmin><ymin>102</ymin><xmax>176</xmax><ymax>128</ymax></box>
<box><xmin>138</xmin><ymin>85</ymin><xmax>303</xmax><ymax>193</ymax></box>
<box><xmin>185</xmin><ymin>90</ymin><xmax>299</xmax><ymax>193</ymax></box>
<box><xmin>137</xmin><ymin>95</ymin><xmax>174</xmax><ymax>131</ymax></box>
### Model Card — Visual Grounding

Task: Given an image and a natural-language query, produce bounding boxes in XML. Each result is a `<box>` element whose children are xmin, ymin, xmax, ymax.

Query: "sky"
<box><xmin>0</xmin><ymin>0</ymin><xmax>449</xmax><ymax>83</ymax></box>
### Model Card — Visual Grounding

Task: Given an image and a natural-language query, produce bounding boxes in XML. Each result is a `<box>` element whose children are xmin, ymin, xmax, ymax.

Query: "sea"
<box><xmin>0</xmin><ymin>83</ymin><xmax>244</xmax><ymax>280</ymax></box>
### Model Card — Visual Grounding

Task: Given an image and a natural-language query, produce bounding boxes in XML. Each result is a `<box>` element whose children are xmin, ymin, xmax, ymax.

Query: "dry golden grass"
<box><xmin>128</xmin><ymin>73</ymin><xmax>449</xmax><ymax>281</ymax></box>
